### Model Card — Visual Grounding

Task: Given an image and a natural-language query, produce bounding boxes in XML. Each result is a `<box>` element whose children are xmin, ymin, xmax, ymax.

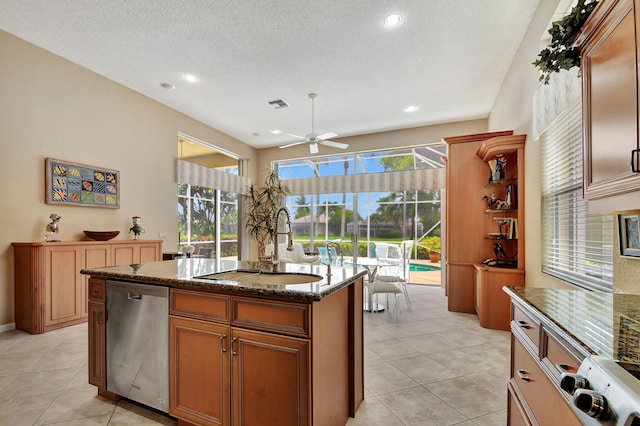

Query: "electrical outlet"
<box><xmin>158</xmin><ymin>232</ymin><xmax>167</xmax><ymax>239</ymax></box>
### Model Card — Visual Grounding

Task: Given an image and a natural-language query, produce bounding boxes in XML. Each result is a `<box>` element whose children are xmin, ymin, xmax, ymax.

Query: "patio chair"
<box><xmin>373</xmin><ymin>241</ymin><xmax>413</xmax><ymax>310</ymax></box>
<box><xmin>365</xmin><ymin>278</ymin><xmax>402</xmax><ymax>320</ymax></box>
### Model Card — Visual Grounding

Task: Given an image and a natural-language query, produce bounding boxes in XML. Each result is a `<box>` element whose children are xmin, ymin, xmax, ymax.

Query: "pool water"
<box><xmin>409</xmin><ymin>263</ymin><xmax>441</xmax><ymax>272</ymax></box>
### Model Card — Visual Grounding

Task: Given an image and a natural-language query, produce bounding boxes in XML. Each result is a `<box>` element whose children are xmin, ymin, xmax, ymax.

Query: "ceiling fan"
<box><xmin>279</xmin><ymin>93</ymin><xmax>349</xmax><ymax>154</ymax></box>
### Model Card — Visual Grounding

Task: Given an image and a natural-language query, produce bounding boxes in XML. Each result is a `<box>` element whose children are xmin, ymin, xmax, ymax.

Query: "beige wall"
<box><xmin>0</xmin><ymin>31</ymin><xmax>258</xmax><ymax>328</ymax></box>
<box><xmin>489</xmin><ymin>0</ymin><xmax>589</xmax><ymax>290</ymax></box>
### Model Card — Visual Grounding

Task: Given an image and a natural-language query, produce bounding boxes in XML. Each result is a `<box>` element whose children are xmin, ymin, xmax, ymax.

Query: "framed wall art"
<box><xmin>45</xmin><ymin>158</ymin><xmax>120</xmax><ymax>208</ymax></box>
<box><xmin>619</xmin><ymin>213</ymin><xmax>640</xmax><ymax>257</ymax></box>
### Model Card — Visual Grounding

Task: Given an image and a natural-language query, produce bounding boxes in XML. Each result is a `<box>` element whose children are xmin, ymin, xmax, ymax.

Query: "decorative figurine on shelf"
<box><xmin>483</xmin><ymin>193</ymin><xmax>508</xmax><ymax>210</ymax></box>
<box><xmin>45</xmin><ymin>213</ymin><xmax>61</xmax><ymax>242</ymax></box>
<box><xmin>493</xmin><ymin>242</ymin><xmax>506</xmax><ymax>261</ymax></box>
<box><xmin>129</xmin><ymin>216</ymin><xmax>145</xmax><ymax>240</ymax></box>
<box><xmin>495</xmin><ymin>156</ymin><xmax>507</xmax><ymax>180</ymax></box>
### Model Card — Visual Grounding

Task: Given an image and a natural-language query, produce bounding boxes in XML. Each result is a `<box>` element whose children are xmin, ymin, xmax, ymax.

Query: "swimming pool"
<box><xmin>409</xmin><ymin>263</ymin><xmax>441</xmax><ymax>272</ymax></box>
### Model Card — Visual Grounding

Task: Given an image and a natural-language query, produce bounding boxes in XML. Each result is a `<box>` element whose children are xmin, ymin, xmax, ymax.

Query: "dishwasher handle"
<box><xmin>128</xmin><ymin>293</ymin><xmax>143</xmax><ymax>300</ymax></box>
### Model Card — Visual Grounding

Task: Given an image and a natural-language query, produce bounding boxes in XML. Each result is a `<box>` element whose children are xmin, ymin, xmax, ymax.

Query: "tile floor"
<box><xmin>0</xmin><ymin>284</ymin><xmax>510</xmax><ymax>426</ymax></box>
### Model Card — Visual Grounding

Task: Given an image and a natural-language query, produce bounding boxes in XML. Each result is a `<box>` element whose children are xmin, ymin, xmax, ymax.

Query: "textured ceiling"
<box><xmin>0</xmin><ymin>0</ymin><xmax>541</xmax><ymax>151</ymax></box>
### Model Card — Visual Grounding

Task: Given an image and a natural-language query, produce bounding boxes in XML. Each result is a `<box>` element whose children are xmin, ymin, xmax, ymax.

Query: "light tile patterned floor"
<box><xmin>0</xmin><ymin>284</ymin><xmax>509</xmax><ymax>425</ymax></box>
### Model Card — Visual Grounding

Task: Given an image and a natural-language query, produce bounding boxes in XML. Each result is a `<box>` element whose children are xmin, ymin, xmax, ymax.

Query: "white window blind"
<box><xmin>540</xmin><ymin>102</ymin><xmax>613</xmax><ymax>292</ymax></box>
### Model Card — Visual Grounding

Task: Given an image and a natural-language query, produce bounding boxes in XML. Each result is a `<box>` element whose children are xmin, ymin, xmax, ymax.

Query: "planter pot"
<box><xmin>429</xmin><ymin>253</ymin><xmax>441</xmax><ymax>263</ymax></box>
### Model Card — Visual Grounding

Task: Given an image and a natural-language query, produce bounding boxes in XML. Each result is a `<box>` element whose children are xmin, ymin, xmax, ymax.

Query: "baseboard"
<box><xmin>0</xmin><ymin>323</ymin><xmax>16</xmax><ymax>333</ymax></box>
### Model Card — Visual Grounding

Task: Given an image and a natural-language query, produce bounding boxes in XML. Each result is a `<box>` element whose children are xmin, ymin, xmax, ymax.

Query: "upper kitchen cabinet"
<box><xmin>576</xmin><ymin>0</ymin><xmax>640</xmax><ymax>213</ymax></box>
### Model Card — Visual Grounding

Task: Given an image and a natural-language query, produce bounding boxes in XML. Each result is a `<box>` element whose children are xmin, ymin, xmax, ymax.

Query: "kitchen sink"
<box><xmin>197</xmin><ymin>270</ymin><xmax>323</xmax><ymax>285</ymax></box>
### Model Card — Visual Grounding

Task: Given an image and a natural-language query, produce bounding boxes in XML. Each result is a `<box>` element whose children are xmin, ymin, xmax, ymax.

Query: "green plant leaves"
<box><xmin>533</xmin><ymin>0</ymin><xmax>598</xmax><ymax>84</ymax></box>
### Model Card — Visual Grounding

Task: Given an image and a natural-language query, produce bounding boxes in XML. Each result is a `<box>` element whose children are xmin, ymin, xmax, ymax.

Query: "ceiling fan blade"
<box><xmin>285</xmin><ymin>133</ymin><xmax>305</xmax><ymax>139</ymax></box>
<box><xmin>279</xmin><ymin>141</ymin><xmax>307</xmax><ymax>149</ymax></box>
<box><xmin>319</xmin><ymin>140</ymin><xmax>349</xmax><ymax>149</ymax></box>
<box><xmin>317</xmin><ymin>132</ymin><xmax>337</xmax><ymax>140</ymax></box>
<box><xmin>309</xmin><ymin>142</ymin><xmax>319</xmax><ymax>154</ymax></box>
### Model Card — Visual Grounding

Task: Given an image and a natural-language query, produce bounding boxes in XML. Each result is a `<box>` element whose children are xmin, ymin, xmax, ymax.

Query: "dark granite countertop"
<box><xmin>504</xmin><ymin>286</ymin><xmax>640</xmax><ymax>367</ymax></box>
<box><xmin>81</xmin><ymin>258</ymin><xmax>366</xmax><ymax>302</ymax></box>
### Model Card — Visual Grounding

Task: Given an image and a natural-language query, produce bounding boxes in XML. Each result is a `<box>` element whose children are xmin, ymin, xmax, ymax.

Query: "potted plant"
<box><xmin>428</xmin><ymin>249</ymin><xmax>441</xmax><ymax>264</ymax></box>
<box><xmin>532</xmin><ymin>0</ymin><xmax>598</xmax><ymax>84</ymax></box>
<box><xmin>243</xmin><ymin>169</ymin><xmax>290</xmax><ymax>258</ymax></box>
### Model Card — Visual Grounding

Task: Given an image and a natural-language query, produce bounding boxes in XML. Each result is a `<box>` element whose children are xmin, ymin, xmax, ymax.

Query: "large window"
<box><xmin>540</xmin><ymin>102</ymin><xmax>613</xmax><ymax>291</ymax></box>
<box><xmin>276</xmin><ymin>145</ymin><xmax>444</xmax><ymax>262</ymax></box>
<box><xmin>177</xmin><ymin>135</ymin><xmax>241</xmax><ymax>260</ymax></box>
<box><xmin>178</xmin><ymin>185</ymin><xmax>239</xmax><ymax>260</ymax></box>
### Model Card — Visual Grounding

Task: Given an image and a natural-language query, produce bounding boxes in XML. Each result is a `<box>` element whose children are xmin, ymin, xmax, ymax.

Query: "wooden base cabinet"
<box><xmin>169</xmin><ymin>278</ymin><xmax>363</xmax><ymax>426</ymax></box>
<box><xmin>232</xmin><ymin>328</ymin><xmax>310</xmax><ymax>426</ymax></box>
<box><xmin>474</xmin><ymin>266</ymin><xmax>523</xmax><ymax>330</ymax></box>
<box><xmin>13</xmin><ymin>240</ymin><xmax>162</xmax><ymax>334</ymax></box>
<box><xmin>88</xmin><ymin>278</ymin><xmax>106</xmax><ymax>389</ymax></box>
<box><xmin>170</xmin><ymin>316</ymin><xmax>230</xmax><ymax>426</ymax></box>
<box><xmin>508</xmin><ymin>301</ymin><xmax>584</xmax><ymax>425</ymax></box>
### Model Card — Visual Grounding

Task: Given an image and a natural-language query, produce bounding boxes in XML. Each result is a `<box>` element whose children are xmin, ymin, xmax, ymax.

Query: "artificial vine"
<box><xmin>533</xmin><ymin>0</ymin><xmax>598</xmax><ymax>84</ymax></box>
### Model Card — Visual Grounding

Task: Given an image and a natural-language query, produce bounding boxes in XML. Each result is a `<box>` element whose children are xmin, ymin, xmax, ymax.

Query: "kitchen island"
<box><xmin>82</xmin><ymin>258</ymin><xmax>366</xmax><ymax>426</ymax></box>
<box><xmin>504</xmin><ymin>286</ymin><xmax>640</xmax><ymax>425</ymax></box>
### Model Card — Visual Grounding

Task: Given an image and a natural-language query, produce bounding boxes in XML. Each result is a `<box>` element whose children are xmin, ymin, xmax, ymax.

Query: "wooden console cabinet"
<box><xmin>12</xmin><ymin>240</ymin><xmax>162</xmax><ymax>334</ymax></box>
<box><xmin>443</xmin><ymin>131</ymin><xmax>525</xmax><ymax>329</ymax></box>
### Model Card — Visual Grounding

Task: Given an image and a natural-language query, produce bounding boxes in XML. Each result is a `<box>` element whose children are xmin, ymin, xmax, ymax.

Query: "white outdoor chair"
<box><xmin>373</xmin><ymin>241</ymin><xmax>413</xmax><ymax>310</ymax></box>
<box><xmin>365</xmin><ymin>279</ymin><xmax>402</xmax><ymax>320</ymax></box>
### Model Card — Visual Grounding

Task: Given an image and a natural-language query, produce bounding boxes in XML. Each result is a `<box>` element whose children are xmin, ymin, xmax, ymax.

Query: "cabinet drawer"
<box><xmin>512</xmin><ymin>337</ymin><xmax>581</xmax><ymax>426</ymax></box>
<box><xmin>88</xmin><ymin>279</ymin><xmax>106</xmax><ymax>302</ymax></box>
<box><xmin>542</xmin><ymin>328</ymin><xmax>581</xmax><ymax>377</ymax></box>
<box><xmin>170</xmin><ymin>289</ymin><xmax>229</xmax><ymax>322</ymax></box>
<box><xmin>512</xmin><ymin>304</ymin><xmax>540</xmax><ymax>350</ymax></box>
<box><xmin>232</xmin><ymin>297</ymin><xmax>310</xmax><ymax>338</ymax></box>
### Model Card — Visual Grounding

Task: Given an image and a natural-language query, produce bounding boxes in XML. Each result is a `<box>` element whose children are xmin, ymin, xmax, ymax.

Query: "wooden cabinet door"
<box><xmin>112</xmin><ymin>244</ymin><xmax>137</xmax><ymax>266</ymax></box>
<box><xmin>138</xmin><ymin>242</ymin><xmax>161</xmax><ymax>263</ymax></box>
<box><xmin>170</xmin><ymin>316</ymin><xmax>230</xmax><ymax>426</ymax></box>
<box><xmin>231</xmin><ymin>328</ymin><xmax>310</xmax><ymax>426</ymax></box>
<box><xmin>44</xmin><ymin>246</ymin><xmax>83</xmax><ymax>327</ymax></box>
<box><xmin>581</xmin><ymin>0</ymin><xmax>640</xmax><ymax>200</ymax></box>
<box><xmin>88</xmin><ymin>300</ymin><xmax>106</xmax><ymax>388</ymax></box>
<box><xmin>112</xmin><ymin>242</ymin><xmax>161</xmax><ymax>265</ymax></box>
<box><xmin>82</xmin><ymin>246</ymin><xmax>111</xmax><ymax>318</ymax></box>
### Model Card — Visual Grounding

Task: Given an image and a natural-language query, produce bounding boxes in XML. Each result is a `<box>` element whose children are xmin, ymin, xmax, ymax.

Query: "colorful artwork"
<box><xmin>45</xmin><ymin>158</ymin><xmax>120</xmax><ymax>208</ymax></box>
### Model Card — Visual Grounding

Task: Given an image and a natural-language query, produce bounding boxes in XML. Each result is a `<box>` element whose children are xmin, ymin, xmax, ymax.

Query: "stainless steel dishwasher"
<box><xmin>106</xmin><ymin>280</ymin><xmax>169</xmax><ymax>413</ymax></box>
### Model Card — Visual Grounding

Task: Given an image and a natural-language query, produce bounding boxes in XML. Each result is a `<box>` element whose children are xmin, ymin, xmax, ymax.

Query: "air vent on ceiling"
<box><xmin>268</xmin><ymin>99</ymin><xmax>289</xmax><ymax>109</ymax></box>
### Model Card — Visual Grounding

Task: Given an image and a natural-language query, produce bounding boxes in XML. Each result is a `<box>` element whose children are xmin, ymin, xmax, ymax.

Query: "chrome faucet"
<box><xmin>271</xmin><ymin>206</ymin><xmax>293</xmax><ymax>271</ymax></box>
<box><xmin>321</xmin><ymin>241</ymin><xmax>343</xmax><ymax>277</ymax></box>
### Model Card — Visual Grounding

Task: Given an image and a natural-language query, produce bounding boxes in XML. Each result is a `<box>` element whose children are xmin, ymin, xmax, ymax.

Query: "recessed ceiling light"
<box><xmin>160</xmin><ymin>82</ymin><xmax>175</xmax><ymax>90</ymax></box>
<box><xmin>384</xmin><ymin>13</ymin><xmax>402</xmax><ymax>27</ymax></box>
<box><xmin>404</xmin><ymin>105</ymin><xmax>418</xmax><ymax>113</ymax></box>
<box><xmin>270</xmin><ymin>129</ymin><xmax>282</xmax><ymax>134</ymax></box>
<box><xmin>182</xmin><ymin>74</ymin><xmax>199</xmax><ymax>83</ymax></box>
